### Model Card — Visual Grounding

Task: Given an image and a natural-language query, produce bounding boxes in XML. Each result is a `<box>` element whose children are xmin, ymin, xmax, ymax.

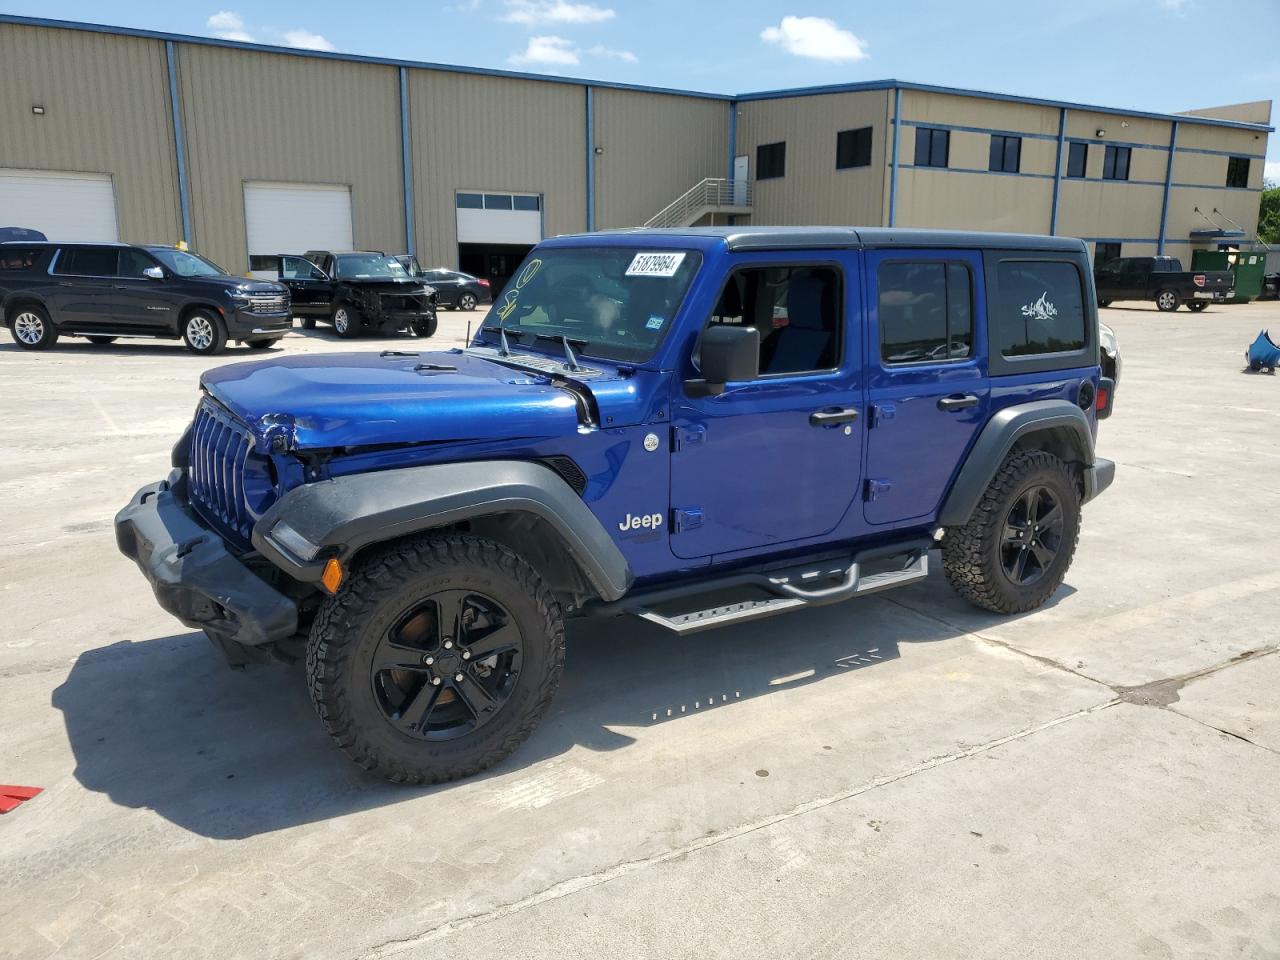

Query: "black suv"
<box><xmin>0</xmin><ymin>242</ymin><xmax>290</xmax><ymax>354</ymax></box>
<box><xmin>273</xmin><ymin>250</ymin><xmax>438</xmax><ymax>338</ymax></box>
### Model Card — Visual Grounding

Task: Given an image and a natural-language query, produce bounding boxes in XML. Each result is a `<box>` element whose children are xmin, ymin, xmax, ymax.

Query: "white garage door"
<box><xmin>244</xmin><ymin>181</ymin><xmax>353</xmax><ymax>276</ymax></box>
<box><xmin>0</xmin><ymin>168</ymin><xmax>118</xmax><ymax>241</ymax></box>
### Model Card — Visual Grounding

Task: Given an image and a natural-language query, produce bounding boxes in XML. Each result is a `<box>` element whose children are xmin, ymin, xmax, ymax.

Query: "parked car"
<box><xmin>1</xmin><ymin>242</ymin><xmax>290</xmax><ymax>354</ymax></box>
<box><xmin>117</xmin><ymin>226</ymin><xmax>1115</xmax><ymax>784</ymax></box>
<box><xmin>1094</xmin><ymin>255</ymin><xmax>1233</xmax><ymax>312</ymax></box>
<box><xmin>395</xmin><ymin>256</ymin><xmax>491</xmax><ymax>311</ymax></box>
<box><xmin>272</xmin><ymin>250</ymin><xmax>438</xmax><ymax>338</ymax></box>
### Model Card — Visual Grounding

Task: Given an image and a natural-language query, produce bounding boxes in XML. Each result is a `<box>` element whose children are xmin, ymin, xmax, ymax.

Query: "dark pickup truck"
<box><xmin>274</xmin><ymin>250</ymin><xmax>438</xmax><ymax>338</ymax></box>
<box><xmin>1094</xmin><ymin>256</ymin><xmax>1233</xmax><ymax>312</ymax></box>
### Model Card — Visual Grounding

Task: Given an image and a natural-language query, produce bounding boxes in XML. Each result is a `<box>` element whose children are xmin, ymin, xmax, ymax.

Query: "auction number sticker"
<box><xmin>626</xmin><ymin>251</ymin><xmax>686</xmax><ymax>278</ymax></box>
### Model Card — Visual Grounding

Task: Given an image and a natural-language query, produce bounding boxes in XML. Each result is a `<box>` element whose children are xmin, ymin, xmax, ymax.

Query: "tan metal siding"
<box><xmin>178</xmin><ymin>44</ymin><xmax>404</xmax><ymax>273</ymax></box>
<box><xmin>408</xmin><ymin>70</ymin><xmax>585</xmax><ymax>268</ymax></box>
<box><xmin>896</xmin><ymin>169</ymin><xmax>1056</xmax><ymax>233</ymax></box>
<box><xmin>0</xmin><ymin>23</ymin><xmax>180</xmax><ymax>244</ymax></box>
<box><xmin>737</xmin><ymin>91</ymin><xmax>888</xmax><ymax>227</ymax></box>
<box><xmin>593</xmin><ymin>90</ymin><xmax>727</xmax><ymax>228</ymax></box>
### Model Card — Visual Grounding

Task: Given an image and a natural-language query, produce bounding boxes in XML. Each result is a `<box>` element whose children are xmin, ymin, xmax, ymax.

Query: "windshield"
<box><xmin>335</xmin><ymin>254</ymin><xmax>410</xmax><ymax>279</ymax></box>
<box><xmin>479</xmin><ymin>246</ymin><xmax>702</xmax><ymax>364</ymax></box>
<box><xmin>149</xmin><ymin>248</ymin><xmax>227</xmax><ymax>278</ymax></box>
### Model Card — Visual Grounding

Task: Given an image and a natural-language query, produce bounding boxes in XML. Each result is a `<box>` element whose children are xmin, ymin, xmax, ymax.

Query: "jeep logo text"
<box><xmin>618</xmin><ymin>512</ymin><xmax>664</xmax><ymax>533</ymax></box>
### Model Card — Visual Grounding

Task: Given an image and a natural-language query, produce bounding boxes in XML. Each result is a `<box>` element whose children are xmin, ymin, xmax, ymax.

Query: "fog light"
<box><xmin>269</xmin><ymin>520</ymin><xmax>320</xmax><ymax>561</ymax></box>
<box><xmin>321</xmin><ymin>558</ymin><xmax>344</xmax><ymax>594</ymax></box>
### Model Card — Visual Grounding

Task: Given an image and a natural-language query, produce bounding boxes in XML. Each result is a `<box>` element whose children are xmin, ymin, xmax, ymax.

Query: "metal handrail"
<box><xmin>643</xmin><ymin>178</ymin><xmax>753</xmax><ymax>228</ymax></box>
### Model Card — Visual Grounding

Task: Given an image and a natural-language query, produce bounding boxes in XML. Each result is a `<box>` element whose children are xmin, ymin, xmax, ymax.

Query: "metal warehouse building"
<box><xmin>0</xmin><ymin>15</ymin><xmax>1271</xmax><ymax>289</ymax></box>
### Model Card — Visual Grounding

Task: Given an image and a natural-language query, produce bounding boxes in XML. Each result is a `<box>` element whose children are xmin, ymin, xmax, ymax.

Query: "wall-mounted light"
<box><xmin>1095</xmin><ymin>128</ymin><xmax>1106</xmax><ymax>137</ymax></box>
<box><xmin>31</xmin><ymin>104</ymin><xmax>45</xmax><ymax>116</ymax></box>
<box><xmin>1120</xmin><ymin>121</ymin><xmax>1129</xmax><ymax>128</ymax></box>
<box><xmin>593</xmin><ymin>146</ymin><xmax>604</xmax><ymax>155</ymax></box>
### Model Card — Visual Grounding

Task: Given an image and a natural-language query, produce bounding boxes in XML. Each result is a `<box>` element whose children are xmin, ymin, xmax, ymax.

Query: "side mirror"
<box><xmin>143</xmin><ymin>265</ymin><xmax>164</xmax><ymax>280</ymax></box>
<box><xmin>687</xmin><ymin>324</ymin><xmax>759</xmax><ymax>397</ymax></box>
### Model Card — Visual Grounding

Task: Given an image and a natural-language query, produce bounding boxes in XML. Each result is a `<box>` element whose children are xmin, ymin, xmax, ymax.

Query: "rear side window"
<box><xmin>54</xmin><ymin>247</ymin><xmax>119</xmax><ymax>276</ymax></box>
<box><xmin>878</xmin><ymin>261</ymin><xmax>973</xmax><ymax>364</ymax></box>
<box><xmin>994</xmin><ymin>260</ymin><xmax>1086</xmax><ymax>357</ymax></box>
<box><xmin>0</xmin><ymin>246</ymin><xmax>42</xmax><ymax>271</ymax></box>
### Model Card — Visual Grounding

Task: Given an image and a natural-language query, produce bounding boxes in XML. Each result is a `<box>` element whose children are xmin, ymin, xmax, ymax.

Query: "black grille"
<box><xmin>540</xmin><ymin>456</ymin><xmax>587</xmax><ymax>496</ymax></box>
<box><xmin>188</xmin><ymin>399</ymin><xmax>256</xmax><ymax>545</ymax></box>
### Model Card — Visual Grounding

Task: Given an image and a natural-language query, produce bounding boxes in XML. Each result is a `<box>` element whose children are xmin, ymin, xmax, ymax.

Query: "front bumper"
<box><xmin>227</xmin><ymin>307</ymin><xmax>292</xmax><ymax>336</ymax></box>
<box><xmin>1082</xmin><ymin>457</ymin><xmax>1115</xmax><ymax>504</ymax></box>
<box><xmin>115</xmin><ymin>473</ymin><xmax>298</xmax><ymax>649</ymax></box>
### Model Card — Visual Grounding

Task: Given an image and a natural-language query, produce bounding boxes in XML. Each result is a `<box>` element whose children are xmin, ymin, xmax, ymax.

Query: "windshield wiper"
<box><xmin>536</xmin><ymin>334</ymin><xmax>588</xmax><ymax>371</ymax></box>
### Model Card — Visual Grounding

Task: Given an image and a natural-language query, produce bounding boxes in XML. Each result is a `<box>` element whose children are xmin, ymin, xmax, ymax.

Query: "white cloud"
<box><xmin>761</xmin><ymin>16</ymin><xmax>868</xmax><ymax>62</ymax></box>
<box><xmin>587</xmin><ymin>44</ymin><xmax>637</xmax><ymax>63</ymax></box>
<box><xmin>282</xmin><ymin>28</ymin><xmax>336</xmax><ymax>51</ymax></box>
<box><xmin>502</xmin><ymin>1</ymin><xmax>615</xmax><ymax>25</ymax></box>
<box><xmin>508</xmin><ymin>35</ymin><xmax>580</xmax><ymax>65</ymax></box>
<box><xmin>207</xmin><ymin>10</ymin><xmax>254</xmax><ymax>42</ymax></box>
<box><xmin>1265</xmin><ymin>160</ymin><xmax>1280</xmax><ymax>185</ymax></box>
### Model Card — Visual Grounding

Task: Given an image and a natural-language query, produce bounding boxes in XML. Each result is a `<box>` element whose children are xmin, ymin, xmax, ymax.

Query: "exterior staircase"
<box><xmin>644</xmin><ymin>178</ymin><xmax>752</xmax><ymax>228</ymax></box>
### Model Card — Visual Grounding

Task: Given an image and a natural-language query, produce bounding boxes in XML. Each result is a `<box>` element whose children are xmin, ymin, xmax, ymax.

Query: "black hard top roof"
<box><xmin>590</xmin><ymin>226</ymin><xmax>1088</xmax><ymax>254</ymax></box>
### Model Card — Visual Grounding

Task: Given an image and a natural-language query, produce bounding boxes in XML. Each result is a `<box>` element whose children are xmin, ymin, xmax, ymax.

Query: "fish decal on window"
<box><xmin>1020</xmin><ymin>292</ymin><xmax>1058</xmax><ymax>321</ymax></box>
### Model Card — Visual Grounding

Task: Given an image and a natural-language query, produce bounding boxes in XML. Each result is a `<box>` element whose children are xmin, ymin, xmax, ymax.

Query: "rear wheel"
<box><xmin>332</xmin><ymin>303</ymin><xmax>360</xmax><ymax>338</ymax></box>
<box><xmin>1186</xmin><ymin>301</ymin><xmax>1208</xmax><ymax>313</ymax></box>
<box><xmin>86</xmin><ymin>335</ymin><xmax>117</xmax><ymax>345</ymax></box>
<box><xmin>459</xmin><ymin>292</ymin><xmax>478</xmax><ymax>311</ymax></box>
<box><xmin>307</xmin><ymin>534</ymin><xmax>565</xmax><ymax>784</ymax></box>
<box><xmin>11</xmin><ymin>306</ymin><xmax>59</xmax><ymax>350</ymax></box>
<box><xmin>943</xmin><ymin>450</ymin><xmax>1081</xmax><ymax>614</ymax></box>
<box><xmin>182</xmin><ymin>310</ymin><xmax>226</xmax><ymax>355</ymax></box>
<box><xmin>1155</xmin><ymin>289</ymin><xmax>1181</xmax><ymax>312</ymax></box>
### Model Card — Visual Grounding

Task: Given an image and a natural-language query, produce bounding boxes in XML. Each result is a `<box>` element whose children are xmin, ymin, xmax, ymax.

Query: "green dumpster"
<box><xmin>1191</xmin><ymin>249</ymin><xmax>1266</xmax><ymax>302</ymax></box>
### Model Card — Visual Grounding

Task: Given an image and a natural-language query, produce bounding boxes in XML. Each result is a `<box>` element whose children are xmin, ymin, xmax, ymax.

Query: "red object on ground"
<box><xmin>0</xmin><ymin>785</ymin><xmax>43</xmax><ymax>813</ymax></box>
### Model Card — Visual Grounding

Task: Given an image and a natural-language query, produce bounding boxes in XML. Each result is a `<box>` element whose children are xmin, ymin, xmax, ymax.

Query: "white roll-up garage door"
<box><xmin>0</xmin><ymin>168</ymin><xmax>118</xmax><ymax>241</ymax></box>
<box><xmin>244</xmin><ymin>181</ymin><xmax>353</xmax><ymax>268</ymax></box>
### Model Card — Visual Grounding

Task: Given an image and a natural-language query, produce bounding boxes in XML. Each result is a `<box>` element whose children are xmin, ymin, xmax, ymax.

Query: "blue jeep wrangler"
<box><xmin>116</xmin><ymin>227</ymin><xmax>1115</xmax><ymax>783</ymax></box>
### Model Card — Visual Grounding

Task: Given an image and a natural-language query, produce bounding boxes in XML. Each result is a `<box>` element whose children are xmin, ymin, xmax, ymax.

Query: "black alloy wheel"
<box><xmin>370</xmin><ymin>589</ymin><xmax>524</xmax><ymax>741</ymax></box>
<box><xmin>1000</xmin><ymin>484</ymin><xmax>1064</xmax><ymax>587</ymax></box>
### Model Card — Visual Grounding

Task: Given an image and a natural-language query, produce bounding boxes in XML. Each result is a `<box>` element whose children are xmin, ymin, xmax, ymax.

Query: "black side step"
<box><xmin>619</xmin><ymin>542</ymin><xmax>931</xmax><ymax>636</ymax></box>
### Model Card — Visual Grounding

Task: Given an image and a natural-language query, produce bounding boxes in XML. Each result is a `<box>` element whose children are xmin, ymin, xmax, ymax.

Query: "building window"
<box><xmin>484</xmin><ymin>193</ymin><xmax>513</xmax><ymax>210</ymax></box>
<box><xmin>989</xmin><ymin>135</ymin><xmax>1022</xmax><ymax>173</ymax></box>
<box><xmin>1226</xmin><ymin>156</ymin><xmax>1250</xmax><ymax>188</ymax></box>
<box><xmin>1102</xmin><ymin>145</ymin><xmax>1131</xmax><ymax>181</ymax></box>
<box><xmin>456</xmin><ymin>193</ymin><xmax>483</xmax><ymax>209</ymax></box>
<box><xmin>757</xmin><ymin>141</ymin><xmax>786</xmax><ymax>179</ymax></box>
<box><xmin>1094</xmin><ymin>242</ymin><xmax>1122</xmax><ymax>266</ymax></box>
<box><xmin>836</xmin><ymin>127</ymin><xmax>872</xmax><ymax>169</ymax></box>
<box><xmin>512</xmin><ymin>195</ymin><xmax>541</xmax><ymax>211</ymax></box>
<box><xmin>914</xmin><ymin>127</ymin><xmax>950</xmax><ymax>168</ymax></box>
<box><xmin>1066</xmin><ymin>142</ymin><xmax>1088</xmax><ymax>178</ymax></box>
<box><xmin>878</xmin><ymin>261</ymin><xmax>973</xmax><ymax>364</ymax></box>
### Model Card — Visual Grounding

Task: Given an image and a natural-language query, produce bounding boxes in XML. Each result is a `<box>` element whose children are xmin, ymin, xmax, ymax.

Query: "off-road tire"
<box><xmin>1186</xmin><ymin>301</ymin><xmax>1209</xmax><ymax>313</ymax></box>
<box><xmin>10</xmin><ymin>305</ymin><xmax>59</xmax><ymax>349</ymax></box>
<box><xmin>306</xmin><ymin>534</ymin><xmax>565</xmax><ymax>784</ymax></box>
<box><xmin>942</xmin><ymin>450</ymin><xmax>1081</xmax><ymax>614</ymax></box>
<box><xmin>1155</xmin><ymin>289</ymin><xmax>1181</xmax><ymax>312</ymax></box>
<box><xmin>412</xmin><ymin>316</ymin><xmax>438</xmax><ymax>338</ymax></box>
<box><xmin>332</xmin><ymin>303</ymin><xmax>360</xmax><ymax>338</ymax></box>
<box><xmin>181</xmin><ymin>309</ymin><xmax>227</xmax><ymax>355</ymax></box>
<box><xmin>86</xmin><ymin>335</ymin><xmax>117</xmax><ymax>345</ymax></box>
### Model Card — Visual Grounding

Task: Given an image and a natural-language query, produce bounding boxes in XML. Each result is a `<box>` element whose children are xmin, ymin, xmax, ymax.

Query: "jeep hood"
<box><xmin>200</xmin><ymin>350</ymin><xmax>639</xmax><ymax>450</ymax></box>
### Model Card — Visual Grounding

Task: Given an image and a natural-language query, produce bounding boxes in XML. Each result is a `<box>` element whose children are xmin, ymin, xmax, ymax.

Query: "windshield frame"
<box><xmin>147</xmin><ymin>247</ymin><xmax>229</xmax><ymax>278</ymax></box>
<box><xmin>477</xmin><ymin>245</ymin><xmax>703</xmax><ymax>366</ymax></box>
<box><xmin>334</xmin><ymin>254</ymin><xmax>412</xmax><ymax>280</ymax></box>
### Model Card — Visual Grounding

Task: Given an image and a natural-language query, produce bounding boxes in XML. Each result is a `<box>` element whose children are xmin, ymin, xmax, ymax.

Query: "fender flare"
<box><xmin>251</xmin><ymin>460</ymin><xmax>633</xmax><ymax>602</ymax></box>
<box><xmin>938</xmin><ymin>400</ymin><xmax>1095</xmax><ymax>528</ymax></box>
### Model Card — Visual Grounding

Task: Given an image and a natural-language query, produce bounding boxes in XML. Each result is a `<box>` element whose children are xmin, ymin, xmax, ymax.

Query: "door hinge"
<box><xmin>869</xmin><ymin>403</ymin><xmax>897</xmax><ymax>428</ymax></box>
<box><xmin>671</xmin><ymin>424</ymin><xmax>706</xmax><ymax>451</ymax></box>
<box><xmin>672</xmin><ymin>507</ymin><xmax>704</xmax><ymax>533</ymax></box>
<box><xmin>864</xmin><ymin>478</ymin><xmax>892</xmax><ymax>502</ymax></box>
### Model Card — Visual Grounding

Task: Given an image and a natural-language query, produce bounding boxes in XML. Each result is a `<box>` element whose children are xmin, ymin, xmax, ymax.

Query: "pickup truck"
<box><xmin>274</xmin><ymin>250</ymin><xmax>438</xmax><ymax>338</ymax></box>
<box><xmin>1094</xmin><ymin>255</ymin><xmax>1233</xmax><ymax>312</ymax></box>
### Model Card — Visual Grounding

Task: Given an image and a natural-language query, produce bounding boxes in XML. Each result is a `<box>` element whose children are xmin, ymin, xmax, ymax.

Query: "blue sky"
<box><xmin>7</xmin><ymin>0</ymin><xmax>1279</xmax><ymax>177</ymax></box>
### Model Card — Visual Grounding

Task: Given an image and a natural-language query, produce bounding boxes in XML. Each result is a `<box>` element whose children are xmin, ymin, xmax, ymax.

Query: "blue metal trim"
<box><xmin>164</xmin><ymin>41</ymin><xmax>192</xmax><ymax>245</ymax></box>
<box><xmin>1050</xmin><ymin>108</ymin><xmax>1066</xmax><ymax>236</ymax></box>
<box><xmin>897</xmin><ymin>119</ymin><xmax>1059</xmax><ymax>142</ymax></box>
<box><xmin>1175</xmin><ymin>146</ymin><xmax>1268</xmax><ymax>159</ymax></box>
<box><xmin>1157</xmin><ymin>121</ymin><xmax>1178</xmax><ymax>256</ymax></box>
<box><xmin>727</xmin><ymin>100</ymin><xmax>737</xmax><ymax>180</ymax></box>
<box><xmin>3</xmin><ymin>16</ymin><xmax>1271</xmax><ymax>134</ymax></box>
<box><xmin>1079</xmin><ymin>236</ymin><xmax>1191</xmax><ymax>244</ymax></box>
<box><xmin>900</xmin><ymin>164</ymin><xmax>1055</xmax><ymax>180</ymax></box>
<box><xmin>398</xmin><ymin>67</ymin><xmax>415</xmax><ymax>257</ymax></box>
<box><xmin>585</xmin><ymin>86</ymin><xmax>595</xmax><ymax>232</ymax></box>
<box><xmin>1171</xmin><ymin>183</ymin><xmax>1263</xmax><ymax>192</ymax></box>
<box><xmin>888</xmin><ymin>87</ymin><xmax>901</xmax><ymax>227</ymax></box>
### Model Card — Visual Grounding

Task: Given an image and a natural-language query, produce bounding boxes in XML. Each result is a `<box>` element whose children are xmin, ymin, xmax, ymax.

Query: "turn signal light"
<box><xmin>321</xmin><ymin>558</ymin><xmax>344</xmax><ymax>594</ymax></box>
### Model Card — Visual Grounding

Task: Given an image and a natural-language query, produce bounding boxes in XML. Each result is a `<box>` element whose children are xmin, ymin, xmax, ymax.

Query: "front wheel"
<box><xmin>332</xmin><ymin>303</ymin><xmax>360</xmax><ymax>338</ymax></box>
<box><xmin>11</xmin><ymin>306</ymin><xmax>59</xmax><ymax>350</ymax></box>
<box><xmin>182</xmin><ymin>310</ymin><xmax>226</xmax><ymax>355</ymax></box>
<box><xmin>306</xmin><ymin>534</ymin><xmax>565</xmax><ymax>784</ymax></box>
<box><xmin>1186</xmin><ymin>301</ymin><xmax>1209</xmax><ymax>313</ymax></box>
<box><xmin>412</xmin><ymin>316</ymin><xmax>438</xmax><ymax>338</ymax></box>
<box><xmin>1155</xmin><ymin>289</ymin><xmax>1181</xmax><ymax>312</ymax></box>
<box><xmin>942</xmin><ymin>450</ymin><xmax>1081</xmax><ymax>614</ymax></box>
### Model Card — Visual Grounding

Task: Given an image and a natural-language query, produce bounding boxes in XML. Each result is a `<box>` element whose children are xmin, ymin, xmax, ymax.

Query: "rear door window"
<box><xmin>993</xmin><ymin>260</ymin><xmax>1086</xmax><ymax>357</ymax></box>
<box><xmin>0</xmin><ymin>246</ymin><xmax>42</xmax><ymax>271</ymax></box>
<box><xmin>54</xmin><ymin>247</ymin><xmax>119</xmax><ymax>277</ymax></box>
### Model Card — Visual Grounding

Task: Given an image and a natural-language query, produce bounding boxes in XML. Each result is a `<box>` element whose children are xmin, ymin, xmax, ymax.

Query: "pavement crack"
<box><xmin>356</xmin><ymin>700</ymin><xmax>1111</xmax><ymax>958</ymax></box>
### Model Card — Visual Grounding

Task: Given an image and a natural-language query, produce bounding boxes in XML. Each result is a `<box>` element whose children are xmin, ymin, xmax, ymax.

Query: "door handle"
<box><xmin>55</xmin><ymin>281</ymin><xmax>73</xmax><ymax>287</ymax></box>
<box><xmin>112</xmin><ymin>285</ymin><xmax>132</xmax><ymax>290</ymax></box>
<box><xmin>809</xmin><ymin>407</ymin><xmax>860</xmax><ymax>426</ymax></box>
<box><xmin>937</xmin><ymin>394</ymin><xmax>979</xmax><ymax>411</ymax></box>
